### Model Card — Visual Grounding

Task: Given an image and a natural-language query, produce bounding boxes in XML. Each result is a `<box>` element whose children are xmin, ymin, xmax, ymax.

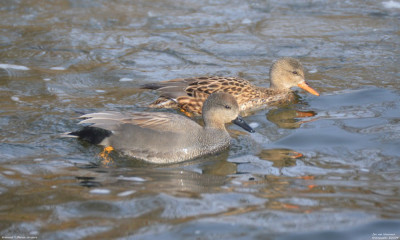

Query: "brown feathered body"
<box><xmin>144</xmin><ymin>76</ymin><xmax>294</xmax><ymax>116</ymax></box>
<box><xmin>141</xmin><ymin>58</ymin><xmax>319</xmax><ymax>116</ymax></box>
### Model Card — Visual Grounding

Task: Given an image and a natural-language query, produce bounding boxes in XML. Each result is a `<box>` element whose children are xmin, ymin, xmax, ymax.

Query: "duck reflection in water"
<box><xmin>267</xmin><ymin>107</ymin><xmax>317</xmax><ymax>129</ymax></box>
<box><xmin>258</xmin><ymin>148</ymin><xmax>303</xmax><ymax>168</ymax></box>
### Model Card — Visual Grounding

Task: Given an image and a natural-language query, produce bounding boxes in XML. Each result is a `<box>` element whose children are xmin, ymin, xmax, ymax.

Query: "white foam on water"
<box><xmin>89</xmin><ymin>188</ymin><xmax>111</xmax><ymax>195</ymax></box>
<box><xmin>383</xmin><ymin>0</ymin><xmax>400</xmax><ymax>8</ymax></box>
<box><xmin>117</xmin><ymin>175</ymin><xmax>146</xmax><ymax>182</ymax></box>
<box><xmin>249</xmin><ymin>122</ymin><xmax>259</xmax><ymax>129</ymax></box>
<box><xmin>241</xmin><ymin>18</ymin><xmax>252</xmax><ymax>24</ymax></box>
<box><xmin>117</xmin><ymin>190</ymin><xmax>136</xmax><ymax>197</ymax></box>
<box><xmin>50</xmin><ymin>66</ymin><xmax>67</xmax><ymax>70</ymax></box>
<box><xmin>3</xmin><ymin>171</ymin><xmax>15</xmax><ymax>175</ymax></box>
<box><xmin>11</xmin><ymin>96</ymin><xmax>21</xmax><ymax>102</ymax></box>
<box><xmin>0</xmin><ymin>64</ymin><xmax>30</xmax><ymax>70</ymax></box>
<box><xmin>119</xmin><ymin>77</ymin><xmax>133</xmax><ymax>82</ymax></box>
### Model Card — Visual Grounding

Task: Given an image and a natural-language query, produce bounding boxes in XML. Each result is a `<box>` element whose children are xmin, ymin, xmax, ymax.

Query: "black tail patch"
<box><xmin>140</xmin><ymin>83</ymin><xmax>162</xmax><ymax>90</ymax></box>
<box><xmin>69</xmin><ymin>126</ymin><xmax>112</xmax><ymax>145</ymax></box>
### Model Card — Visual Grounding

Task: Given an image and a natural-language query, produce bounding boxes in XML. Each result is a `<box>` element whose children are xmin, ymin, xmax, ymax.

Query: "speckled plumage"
<box><xmin>141</xmin><ymin>58</ymin><xmax>319</xmax><ymax>115</ymax></box>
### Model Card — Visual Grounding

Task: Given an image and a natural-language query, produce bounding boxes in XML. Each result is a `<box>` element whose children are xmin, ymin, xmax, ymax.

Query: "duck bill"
<box><xmin>297</xmin><ymin>81</ymin><xmax>320</xmax><ymax>96</ymax></box>
<box><xmin>232</xmin><ymin>116</ymin><xmax>255</xmax><ymax>133</ymax></box>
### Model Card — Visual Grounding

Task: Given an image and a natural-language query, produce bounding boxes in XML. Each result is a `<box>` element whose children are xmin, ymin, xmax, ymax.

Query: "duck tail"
<box><xmin>140</xmin><ymin>83</ymin><xmax>163</xmax><ymax>90</ymax></box>
<box><xmin>63</xmin><ymin>126</ymin><xmax>112</xmax><ymax>145</ymax></box>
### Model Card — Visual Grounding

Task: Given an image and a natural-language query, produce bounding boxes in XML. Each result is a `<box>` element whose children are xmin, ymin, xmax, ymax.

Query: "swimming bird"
<box><xmin>67</xmin><ymin>93</ymin><xmax>254</xmax><ymax>164</ymax></box>
<box><xmin>141</xmin><ymin>57</ymin><xmax>319</xmax><ymax>116</ymax></box>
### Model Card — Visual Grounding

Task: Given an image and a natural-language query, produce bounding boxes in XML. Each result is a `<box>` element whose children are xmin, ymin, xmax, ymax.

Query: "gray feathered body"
<box><xmin>74</xmin><ymin>112</ymin><xmax>231</xmax><ymax>164</ymax></box>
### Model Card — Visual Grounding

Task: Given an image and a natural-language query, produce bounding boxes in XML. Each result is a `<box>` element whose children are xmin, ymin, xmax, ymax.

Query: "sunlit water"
<box><xmin>1</xmin><ymin>0</ymin><xmax>400</xmax><ymax>239</ymax></box>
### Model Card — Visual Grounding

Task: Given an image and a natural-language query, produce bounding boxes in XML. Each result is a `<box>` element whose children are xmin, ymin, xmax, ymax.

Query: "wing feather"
<box><xmin>78</xmin><ymin>111</ymin><xmax>200</xmax><ymax>133</ymax></box>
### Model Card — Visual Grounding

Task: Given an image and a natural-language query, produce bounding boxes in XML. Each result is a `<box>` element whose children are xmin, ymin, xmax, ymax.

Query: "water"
<box><xmin>1</xmin><ymin>0</ymin><xmax>400</xmax><ymax>239</ymax></box>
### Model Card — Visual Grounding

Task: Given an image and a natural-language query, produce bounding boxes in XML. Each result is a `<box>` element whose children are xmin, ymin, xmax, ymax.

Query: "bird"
<box><xmin>141</xmin><ymin>57</ymin><xmax>319</xmax><ymax>116</ymax></box>
<box><xmin>66</xmin><ymin>93</ymin><xmax>254</xmax><ymax>164</ymax></box>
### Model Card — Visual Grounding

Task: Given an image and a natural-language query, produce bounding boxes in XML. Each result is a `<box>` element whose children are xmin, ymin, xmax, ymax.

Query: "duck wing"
<box><xmin>78</xmin><ymin>111</ymin><xmax>200</xmax><ymax>133</ymax></box>
<box><xmin>142</xmin><ymin>76</ymin><xmax>256</xmax><ymax>115</ymax></box>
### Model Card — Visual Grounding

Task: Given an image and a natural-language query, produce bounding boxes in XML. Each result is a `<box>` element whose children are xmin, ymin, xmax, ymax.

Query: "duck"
<box><xmin>67</xmin><ymin>93</ymin><xmax>254</xmax><ymax>164</ymax></box>
<box><xmin>141</xmin><ymin>57</ymin><xmax>319</xmax><ymax>116</ymax></box>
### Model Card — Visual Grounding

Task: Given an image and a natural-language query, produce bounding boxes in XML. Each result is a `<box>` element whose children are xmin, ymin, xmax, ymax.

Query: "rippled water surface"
<box><xmin>1</xmin><ymin>0</ymin><xmax>400</xmax><ymax>239</ymax></box>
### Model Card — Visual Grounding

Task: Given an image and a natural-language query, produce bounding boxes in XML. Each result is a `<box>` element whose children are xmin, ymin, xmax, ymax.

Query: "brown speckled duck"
<box><xmin>141</xmin><ymin>57</ymin><xmax>319</xmax><ymax>116</ymax></box>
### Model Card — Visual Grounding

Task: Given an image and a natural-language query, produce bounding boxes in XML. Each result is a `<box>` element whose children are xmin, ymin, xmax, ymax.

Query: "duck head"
<box><xmin>202</xmin><ymin>93</ymin><xmax>254</xmax><ymax>133</ymax></box>
<box><xmin>269</xmin><ymin>57</ymin><xmax>319</xmax><ymax>96</ymax></box>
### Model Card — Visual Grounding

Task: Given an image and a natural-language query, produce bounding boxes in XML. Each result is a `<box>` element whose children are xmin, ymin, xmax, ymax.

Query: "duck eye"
<box><xmin>292</xmin><ymin>71</ymin><xmax>298</xmax><ymax>75</ymax></box>
<box><xmin>224</xmin><ymin>105</ymin><xmax>231</xmax><ymax>109</ymax></box>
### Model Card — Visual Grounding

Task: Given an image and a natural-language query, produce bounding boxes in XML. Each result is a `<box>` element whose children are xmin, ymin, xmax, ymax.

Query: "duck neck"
<box><xmin>204</xmin><ymin>124</ymin><xmax>226</xmax><ymax>133</ymax></box>
<box><xmin>269</xmin><ymin>81</ymin><xmax>281</xmax><ymax>89</ymax></box>
<box><xmin>269</xmin><ymin>69</ymin><xmax>291</xmax><ymax>90</ymax></box>
<box><xmin>268</xmin><ymin>84</ymin><xmax>291</xmax><ymax>93</ymax></box>
<box><xmin>257</xmin><ymin>85</ymin><xmax>289</xmax><ymax>96</ymax></box>
<box><xmin>203</xmin><ymin>112</ymin><xmax>227</xmax><ymax>131</ymax></box>
<box><xmin>204</xmin><ymin>120</ymin><xmax>226</xmax><ymax>132</ymax></box>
